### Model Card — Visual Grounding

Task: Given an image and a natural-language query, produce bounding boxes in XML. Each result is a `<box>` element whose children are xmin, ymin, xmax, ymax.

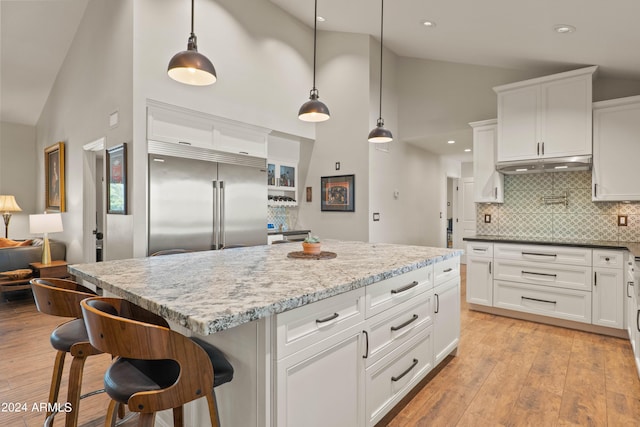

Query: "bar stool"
<box><xmin>30</xmin><ymin>278</ymin><xmax>102</xmax><ymax>427</ymax></box>
<box><xmin>80</xmin><ymin>297</ymin><xmax>234</xmax><ymax>427</ymax></box>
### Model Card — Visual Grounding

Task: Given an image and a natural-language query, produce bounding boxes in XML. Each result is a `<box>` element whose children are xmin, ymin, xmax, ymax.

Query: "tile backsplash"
<box><xmin>267</xmin><ymin>206</ymin><xmax>298</xmax><ymax>232</ymax></box>
<box><xmin>476</xmin><ymin>171</ymin><xmax>640</xmax><ymax>242</ymax></box>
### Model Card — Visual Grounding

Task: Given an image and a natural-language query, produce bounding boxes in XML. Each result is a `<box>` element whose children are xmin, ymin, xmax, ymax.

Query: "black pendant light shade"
<box><xmin>368</xmin><ymin>0</ymin><xmax>393</xmax><ymax>143</ymax></box>
<box><xmin>299</xmin><ymin>0</ymin><xmax>330</xmax><ymax>122</ymax></box>
<box><xmin>368</xmin><ymin>118</ymin><xmax>393</xmax><ymax>143</ymax></box>
<box><xmin>168</xmin><ymin>0</ymin><xmax>217</xmax><ymax>86</ymax></box>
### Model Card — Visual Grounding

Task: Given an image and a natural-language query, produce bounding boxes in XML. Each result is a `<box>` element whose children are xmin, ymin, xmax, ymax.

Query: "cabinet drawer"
<box><xmin>494</xmin><ymin>280</ymin><xmax>592</xmax><ymax>323</ymax></box>
<box><xmin>366</xmin><ymin>291</ymin><xmax>433</xmax><ymax>367</ymax></box>
<box><xmin>494</xmin><ymin>244</ymin><xmax>591</xmax><ymax>266</ymax></box>
<box><xmin>494</xmin><ymin>259</ymin><xmax>591</xmax><ymax>291</ymax></box>
<box><xmin>593</xmin><ymin>250</ymin><xmax>624</xmax><ymax>269</ymax></box>
<box><xmin>365</xmin><ymin>267</ymin><xmax>433</xmax><ymax>319</ymax></box>
<box><xmin>466</xmin><ymin>242</ymin><xmax>493</xmax><ymax>258</ymax></box>
<box><xmin>366</xmin><ymin>327</ymin><xmax>433</xmax><ymax>426</ymax></box>
<box><xmin>434</xmin><ymin>257</ymin><xmax>460</xmax><ymax>286</ymax></box>
<box><xmin>276</xmin><ymin>288</ymin><xmax>365</xmax><ymax>359</ymax></box>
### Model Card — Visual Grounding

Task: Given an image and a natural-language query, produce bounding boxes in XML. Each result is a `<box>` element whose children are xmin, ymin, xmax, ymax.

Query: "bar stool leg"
<box><xmin>205</xmin><ymin>392</ymin><xmax>220</xmax><ymax>427</ymax></box>
<box><xmin>172</xmin><ymin>406</ymin><xmax>184</xmax><ymax>427</ymax></box>
<box><xmin>104</xmin><ymin>400</ymin><xmax>119</xmax><ymax>427</ymax></box>
<box><xmin>138</xmin><ymin>412</ymin><xmax>156</xmax><ymax>427</ymax></box>
<box><xmin>47</xmin><ymin>350</ymin><xmax>66</xmax><ymax>421</ymax></box>
<box><xmin>65</xmin><ymin>354</ymin><xmax>88</xmax><ymax>427</ymax></box>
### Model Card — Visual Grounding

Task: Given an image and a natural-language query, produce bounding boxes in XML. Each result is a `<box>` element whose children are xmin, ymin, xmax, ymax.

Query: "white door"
<box><xmin>82</xmin><ymin>138</ymin><xmax>105</xmax><ymax>263</ymax></box>
<box><xmin>456</xmin><ymin>177</ymin><xmax>476</xmax><ymax>264</ymax></box>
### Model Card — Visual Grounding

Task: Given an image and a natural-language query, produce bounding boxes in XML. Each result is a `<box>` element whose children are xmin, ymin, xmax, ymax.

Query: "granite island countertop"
<box><xmin>69</xmin><ymin>240</ymin><xmax>462</xmax><ymax>336</ymax></box>
<box><xmin>464</xmin><ymin>235</ymin><xmax>640</xmax><ymax>259</ymax></box>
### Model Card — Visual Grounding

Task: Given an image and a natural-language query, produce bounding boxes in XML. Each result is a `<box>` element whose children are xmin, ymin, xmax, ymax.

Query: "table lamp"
<box><xmin>0</xmin><ymin>195</ymin><xmax>22</xmax><ymax>238</ymax></box>
<box><xmin>29</xmin><ymin>213</ymin><xmax>63</xmax><ymax>265</ymax></box>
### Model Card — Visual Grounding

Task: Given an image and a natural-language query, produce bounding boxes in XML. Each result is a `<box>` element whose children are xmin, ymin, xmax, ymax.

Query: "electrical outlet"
<box><xmin>618</xmin><ymin>215</ymin><xmax>628</xmax><ymax>226</ymax></box>
<box><xmin>484</xmin><ymin>214</ymin><xmax>492</xmax><ymax>223</ymax></box>
<box><xmin>373</xmin><ymin>213</ymin><xmax>380</xmax><ymax>222</ymax></box>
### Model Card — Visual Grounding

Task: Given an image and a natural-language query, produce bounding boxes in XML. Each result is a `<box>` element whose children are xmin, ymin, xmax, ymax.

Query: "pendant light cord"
<box><xmin>190</xmin><ymin>0</ymin><xmax>195</xmax><ymax>36</ymax></box>
<box><xmin>312</xmin><ymin>0</ymin><xmax>318</xmax><ymax>90</ymax></box>
<box><xmin>378</xmin><ymin>0</ymin><xmax>384</xmax><ymax>121</ymax></box>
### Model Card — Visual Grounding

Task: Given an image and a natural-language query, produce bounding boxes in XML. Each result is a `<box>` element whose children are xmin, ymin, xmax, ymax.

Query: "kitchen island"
<box><xmin>69</xmin><ymin>240</ymin><xmax>462</xmax><ymax>427</ymax></box>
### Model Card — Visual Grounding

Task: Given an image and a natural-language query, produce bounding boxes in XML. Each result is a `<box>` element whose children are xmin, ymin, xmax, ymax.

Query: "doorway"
<box><xmin>446</xmin><ymin>177</ymin><xmax>456</xmax><ymax>249</ymax></box>
<box><xmin>83</xmin><ymin>138</ymin><xmax>105</xmax><ymax>262</ymax></box>
<box><xmin>456</xmin><ymin>176</ymin><xmax>476</xmax><ymax>264</ymax></box>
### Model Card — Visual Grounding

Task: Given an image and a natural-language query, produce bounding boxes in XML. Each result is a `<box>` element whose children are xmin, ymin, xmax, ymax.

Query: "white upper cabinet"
<box><xmin>470</xmin><ymin>119</ymin><xmax>503</xmax><ymax>203</ymax></box>
<box><xmin>147</xmin><ymin>100</ymin><xmax>270</xmax><ymax>158</ymax></box>
<box><xmin>592</xmin><ymin>95</ymin><xmax>640</xmax><ymax>201</ymax></box>
<box><xmin>495</xmin><ymin>66</ymin><xmax>597</xmax><ymax>162</ymax></box>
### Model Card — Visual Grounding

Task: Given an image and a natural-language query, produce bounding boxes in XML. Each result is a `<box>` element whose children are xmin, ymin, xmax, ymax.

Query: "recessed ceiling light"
<box><xmin>447</xmin><ymin>140</ymin><xmax>455</xmax><ymax>144</ymax></box>
<box><xmin>421</xmin><ymin>20</ymin><xmax>436</xmax><ymax>28</ymax></box>
<box><xmin>464</xmin><ymin>148</ymin><xmax>471</xmax><ymax>152</ymax></box>
<box><xmin>316</xmin><ymin>16</ymin><xmax>326</xmax><ymax>22</ymax></box>
<box><xmin>554</xmin><ymin>24</ymin><xmax>575</xmax><ymax>34</ymax></box>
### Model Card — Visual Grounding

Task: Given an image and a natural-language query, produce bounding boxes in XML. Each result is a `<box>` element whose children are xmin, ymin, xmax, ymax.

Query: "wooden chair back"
<box><xmin>30</xmin><ymin>278</ymin><xmax>96</xmax><ymax>319</ymax></box>
<box><xmin>80</xmin><ymin>297</ymin><xmax>215</xmax><ymax>413</ymax></box>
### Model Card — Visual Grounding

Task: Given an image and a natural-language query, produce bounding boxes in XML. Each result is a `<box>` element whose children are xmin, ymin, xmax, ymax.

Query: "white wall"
<box><xmin>297</xmin><ymin>31</ymin><xmax>371</xmax><ymax>242</ymax></box>
<box><xmin>0</xmin><ymin>122</ymin><xmax>37</xmax><ymax>238</ymax></box>
<box><xmin>36</xmin><ymin>0</ymin><xmax>133</xmax><ymax>263</ymax></box>
<box><xmin>131</xmin><ymin>0</ymin><xmax>316</xmax><ymax>256</ymax></box>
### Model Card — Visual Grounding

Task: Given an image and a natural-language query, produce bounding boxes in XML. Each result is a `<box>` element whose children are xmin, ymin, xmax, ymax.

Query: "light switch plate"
<box><xmin>484</xmin><ymin>214</ymin><xmax>492</xmax><ymax>223</ymax></box>
<box><xmin>618</xmin><ymin>215</ymin><xmax>628</xmax><ymax>226</ymax></box>
<box><xmin>373</xmin><ymin>213</ymin><xmax>380</xmax><ymax>222</ymax></box>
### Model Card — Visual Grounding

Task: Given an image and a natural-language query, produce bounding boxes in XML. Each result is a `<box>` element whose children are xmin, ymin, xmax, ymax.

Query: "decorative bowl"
<box><xmin>0</xmin><ymin>269</ymin><xmax>32</xmax><ymax>280</ymax></box>
<box><xmin>302</xmin><ymin>242</ymin><xmax>321</xmax><ymax>255</ymax></box>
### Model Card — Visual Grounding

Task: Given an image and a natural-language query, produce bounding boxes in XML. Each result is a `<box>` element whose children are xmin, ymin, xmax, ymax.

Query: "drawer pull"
<box><xmin>628</xmin><ymin>282</ymin><xmax>634</xmax><ymax>298</ymax></box>
<box><xmin>390</xmin><ymin>314</ymin><xmax>419</xmax><ymax>332</ymax></box>
<box><xmin>443</xmin><ymin>268</ymin><xmax>453</xmax><ymax>273</ymax></box>
<box><xmin>316</xmin><ymin>313</ymin><xmax>339</xmax><ymax>324</ymax></box>
<box><xmin>522</xmin><ymin>271</ymin><xmax>557</xmax><ymax>278</ymax></box>
<box><xmin>522</xmin><ymin>296</ymin><xmax>556</xmax><ymax>305</ymax></box>
<box><xmin>637</xmin><ymin>309</ymin><xmax>640</xmax><ymax>333</ymax></box>
<box><xmin>522</xmin><ymin>252</ymin><xmax>557</xmax><ymax>258</ymax></box>
<box><xmin>473</xmin><ymin>248</ymin><xmax>487</xmax><ymax>252</ymax></box>
<box><xmin>391</xmin><ymin>358</ymin><xmax>419</xmax><ymax>382</ymax></box>
<box><xmin>391</xmin><ymin>281</ymin><xmax>419</xmax><ymax>295</ymax></box>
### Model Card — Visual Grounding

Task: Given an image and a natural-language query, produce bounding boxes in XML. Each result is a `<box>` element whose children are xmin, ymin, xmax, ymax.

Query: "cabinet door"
<box><xmin>540</xmin><ymin>75</ymin><xmax>592</xmax><ymax>158</ymax></box>
<box><xmin>466</xmin><ymin>256</ymin><xmax>492</xmax><ymax>306</ymax></box>
<box><xmin>472</xmin><ymin>121</ymin><xmax>503</xmax><ymax>203</ymax></box>
<box><xmin>276</xmin><ymin>328</ymin><xmax>365</xmax><ymax>427</ymax></box>
<box><xmin>593</xmin><ymin>268</ymin><xmax>624</xmax><ymax>329</ymax></box>
<box><xmin>497</xmin><ymin>85</ymin><xmax>539</xmax><ymax>162</ymax></box>
<box><xmin>593</xmin><ymin>99</ymin><xmax>640</xmax><ymax>201</ymax></box>
<box><xmin>433</xmin><ymin>277</ymin><xmax>460</xmax><ymax>365</ymax></box>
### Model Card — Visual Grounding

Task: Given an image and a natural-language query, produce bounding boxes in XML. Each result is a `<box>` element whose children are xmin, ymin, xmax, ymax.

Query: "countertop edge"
<box><xmin>69</xmin><ymin>249</ymin><xmax>463</xmax><ymax>335</ymax></box>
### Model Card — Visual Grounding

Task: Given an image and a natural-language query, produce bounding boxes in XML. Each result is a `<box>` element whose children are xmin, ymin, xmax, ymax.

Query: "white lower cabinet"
<box><xmin>593</xmin><ymin>267</ymin><xmax>624</xmax><ymax>328</ymax></box>
<box><xmin>466</xmin><ymin>242</ymin><xmax>493</xmax><ymax>306</ymax></box>
<box><xmin>273</xmin><ymin>260</ymin><xmax>461</xmax><ymax>427</ymax></box>
<box><xmin>434</xmin><ymin>277</ymin><xmax>461</xmax><ymax>365</ymax></box>
<box><xmin>366</xmin><ymin>327</ymin><xmax>433</xmax><ymax>426</ymax></box>
<box><xmin>276</xmin><ymin>325</ymin><xmax>365</xmax><ymax>427</ymax></box>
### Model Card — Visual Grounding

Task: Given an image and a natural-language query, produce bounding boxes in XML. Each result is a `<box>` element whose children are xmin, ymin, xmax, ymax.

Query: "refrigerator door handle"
<box><xmin>220</xmin><ymin>181</ymin><xmax>225</xmax><ymax>249</ymax></box>
<box><xmin>213</xmin><ymin>180</ymin><xmax>220</xmax><ymax>250</ymax></box>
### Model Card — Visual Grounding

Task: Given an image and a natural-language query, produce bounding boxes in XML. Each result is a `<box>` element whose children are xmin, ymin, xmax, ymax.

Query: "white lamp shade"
<box><xmin>29</xmin><ymin>213</ymin><xmax>63</xmax><ymax>234</ymax></box>
<box><xmin>0</xmin><ymin>195</ymin><xmax>22</xmax><ymax>212</ymax></box>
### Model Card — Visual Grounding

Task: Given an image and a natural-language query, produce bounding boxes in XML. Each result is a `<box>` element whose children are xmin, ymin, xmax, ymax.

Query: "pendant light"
<box><xmin>298</xmin><ymin>0</ymin><xmax>330</xmax><ymax>122</ymax></box>
<box><xmin>167</xmin><ymin>0</ymin><xmax>217</xmax><ymax>86</ymax></box>
<box><xmin>368</xmin><ymin>0</ymin><xmax>393</xmax><ymax>143</ymax></box>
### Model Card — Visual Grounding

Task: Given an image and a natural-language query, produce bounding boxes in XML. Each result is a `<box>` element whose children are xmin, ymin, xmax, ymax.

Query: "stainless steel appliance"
<box><xmin>148</xmin><ymin>141</ymin><xmax>267</xmax><ymax>255</ymax></box>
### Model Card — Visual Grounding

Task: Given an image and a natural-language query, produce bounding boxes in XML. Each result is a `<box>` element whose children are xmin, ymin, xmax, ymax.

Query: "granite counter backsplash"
<box><xmin>476</xmin><ymin>171</ymin><xmax>640</xmax><ymax>242</ymax></box>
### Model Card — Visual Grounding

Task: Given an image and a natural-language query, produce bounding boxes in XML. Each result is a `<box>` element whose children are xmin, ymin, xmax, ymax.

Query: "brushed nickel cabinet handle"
<box><xmin>522</xmin><ymin>271</ymin><xmax>557</xmax><ymax>278</ymax></box>
<box><xmin>362</xmin><ymin>330</ymin><xmax>369</xmax><ymax>359</ymax></box>
<box><xmin>443</xmin><ymin>268</ymin><xmax>453</xmax><ymax>273</ymax></box>
<box><xmin>390</xmin><ymin>314</ymin><xmax>419</xmax><ymax>332</ymax></box>
<box><xmin>391</xmin><ymin>359</ymin><xmax>419</xmax><ymax>382</ymax></box>
<box><xmin>391</xmin><ymin>281</ymin><xmax>419</xmax><ymax>294</ymax></box>
<box><xmin>628</xmin><ymin>282</ymin><xmax>634</xmax><ymax>298</ymax></box>
<box><xmin>522</xmin><ymin>296</ymin><xmax>556</xmax><ymax>305</ymax></box>
<box><xmin>316</xmin><ymin>312</ymin><xmax>339</xmax><ymax>323</ymax></box>
<box><xmin>522</xmin><ymin>252</ymin><xmax>557</xmax><ymax>258</ymax></box>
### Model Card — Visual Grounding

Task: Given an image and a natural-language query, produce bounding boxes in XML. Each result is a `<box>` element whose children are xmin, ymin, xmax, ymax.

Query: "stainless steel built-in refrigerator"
<box><xmin>148</xmin><ymin>141</ymin><xmax>267</xmax><ymax>255</ymax></box>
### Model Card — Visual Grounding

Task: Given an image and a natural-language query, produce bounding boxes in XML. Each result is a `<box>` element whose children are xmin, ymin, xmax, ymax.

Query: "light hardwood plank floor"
<box><xmin>1</xmin><ymin>265</ymin><xmax>639</xmax><ymax>426</ymax></box>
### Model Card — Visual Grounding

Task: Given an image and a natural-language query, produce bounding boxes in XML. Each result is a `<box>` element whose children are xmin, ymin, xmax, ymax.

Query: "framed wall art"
<box><xmin>321</xmin><ymin>174</ymin><xmax>355</xmax><ymax>212</ymax></box>
<box><xmin>45</xmin><ymin>142</ymin><xmax>65</xmax><ymax>212</ymax></box>
<box><xmin>106</xmin><ymin>143</ymin><xmax>127</xmax><ymax>214</ymax></box>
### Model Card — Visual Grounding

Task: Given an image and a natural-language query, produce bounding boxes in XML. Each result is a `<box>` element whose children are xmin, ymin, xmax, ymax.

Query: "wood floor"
<box><xmin>1</xmin><ymin>266</ymin><xmax>639</xmax><ymax>426</ymax></box>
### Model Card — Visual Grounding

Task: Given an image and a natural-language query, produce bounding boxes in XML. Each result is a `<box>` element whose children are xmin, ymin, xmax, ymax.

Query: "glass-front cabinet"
<box><xmin>268</xmin><ymin>160</ymin><xmax>298</xmax><ymax>206</ymax></box>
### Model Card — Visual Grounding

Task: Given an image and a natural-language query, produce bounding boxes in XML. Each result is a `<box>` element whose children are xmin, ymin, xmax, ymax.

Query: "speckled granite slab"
<box><xmin>69</xmin><ymin>240</ymin><xmax>462</xmax><ymax>335</ymax></box>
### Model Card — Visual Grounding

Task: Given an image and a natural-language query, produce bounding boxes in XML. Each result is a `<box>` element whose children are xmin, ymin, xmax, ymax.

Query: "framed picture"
<box><xmin>106</xmin><ymin>143</ymin><xmax>127</xmax><ymax>214</ymax></box>
<box><xmin>321</xmin><ymin>174</ymin><xmax>355</xmax><ymax>212</ymax></box>
<box><xmin>45</xmin><ymin>142</ymin><xmax>65</xmax><ymax>212</ymax></box>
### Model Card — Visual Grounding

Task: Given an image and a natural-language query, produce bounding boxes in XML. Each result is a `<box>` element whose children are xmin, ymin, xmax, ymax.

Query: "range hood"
<box><xmin>496</xmin><ymin>155</ymin><xmax>592</xmax><ymax>175</ymax></box>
